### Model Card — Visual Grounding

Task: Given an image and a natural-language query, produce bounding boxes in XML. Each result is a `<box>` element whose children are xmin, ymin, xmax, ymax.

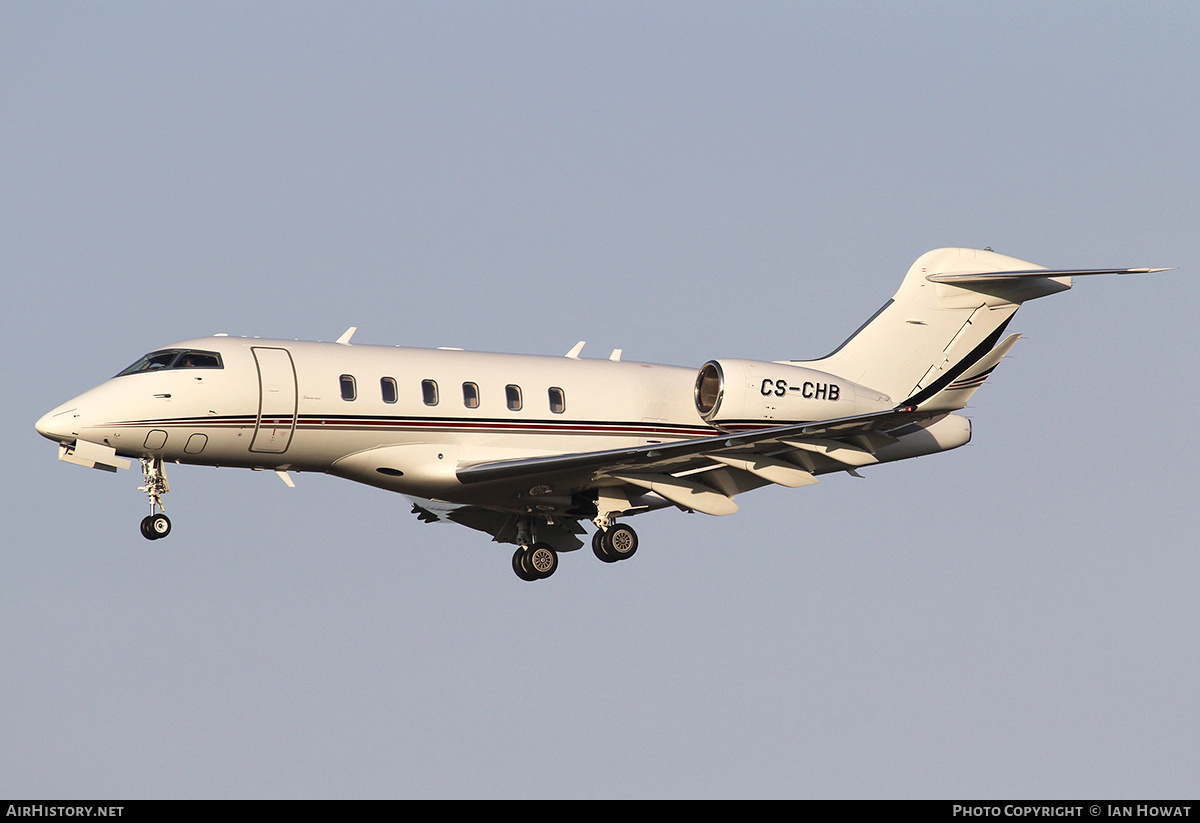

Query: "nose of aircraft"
<box><xmin>35</xmin><ymin>404</ymin><xmax>80</xmax><ymax>443</ymax></box>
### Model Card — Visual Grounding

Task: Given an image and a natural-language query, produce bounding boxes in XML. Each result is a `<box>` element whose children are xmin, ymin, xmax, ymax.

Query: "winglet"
<box><xmin>336</xmin><ymin>327</ymin><xmax>357</xmax><ymax>346</ymax></box>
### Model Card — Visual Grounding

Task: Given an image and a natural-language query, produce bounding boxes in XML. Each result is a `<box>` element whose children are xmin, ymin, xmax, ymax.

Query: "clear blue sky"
<box><xmin>3</xmin><ymin>2</ymin><xmax>1197</xmax><ymax>798</ymax></box>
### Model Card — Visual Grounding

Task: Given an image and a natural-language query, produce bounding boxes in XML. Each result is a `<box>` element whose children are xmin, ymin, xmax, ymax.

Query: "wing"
<box><xmin>455</xmin><ymin>405</ymin><xmax>930</xmax><ymax>518</ymax></box>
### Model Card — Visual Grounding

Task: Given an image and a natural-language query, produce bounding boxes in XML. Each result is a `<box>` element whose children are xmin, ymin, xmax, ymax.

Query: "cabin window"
<box><xmin>340</xmin><ymin>374</ymin><xmax>357</xmax><ymax>401</ymax></box>
<box><xmin>462</xmin><ymin>382</ymin><xmax>480</xmax><ymax>409</ymax></box>
<box><xmin>422</xmin><ymin>379</ymin><xmax>439</xmax><ymax>406</ymax></box>
<box><xmin>381</xmin><ymin>377</ymin><xmax>397</xmax><ymax>404</ymax></box>
<box><xmin>506</xmin><ymin>384</ymin><xmax>522</xmax><ymax>411</ymax></box>
<box><xmin>548</xmin><ymin>387</ymin><xmax>566</xmax><ymax>414</ymax></box>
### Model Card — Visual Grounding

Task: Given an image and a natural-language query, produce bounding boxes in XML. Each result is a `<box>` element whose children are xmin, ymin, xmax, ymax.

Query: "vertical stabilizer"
<box><xmin>799</xmin><ymin>248</ymin><xmax>1073</xmax><ymax>405</ymax></box>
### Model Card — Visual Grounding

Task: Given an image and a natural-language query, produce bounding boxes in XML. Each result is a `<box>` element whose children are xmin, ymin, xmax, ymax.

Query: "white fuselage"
<box><xmin>36</xmin><ymin>336</ymin><xmax>719</xmax><ymax>510</ymax></box>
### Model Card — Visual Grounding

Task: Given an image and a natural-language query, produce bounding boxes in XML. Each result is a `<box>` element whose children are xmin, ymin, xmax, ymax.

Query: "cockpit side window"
<box><xmin>117</xmin><ymin>349</ymin><xmax>223</xmax><ymax>377</ymax></box>
<box><xmin>175</xmin><ymin>351</ymin><xmax>222</xmax><ymax>369</ymax></box>
<box><xmin>117</xmin><ymin>351</ymin><xmax>179</xmax><ymax>375</ymax></box>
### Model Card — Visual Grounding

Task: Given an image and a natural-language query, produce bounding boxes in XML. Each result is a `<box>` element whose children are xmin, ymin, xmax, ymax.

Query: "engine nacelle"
<box><xmin>694</xmin><ymin>359</ymin><xmax>893</xmax><ymax>428</ymax></box>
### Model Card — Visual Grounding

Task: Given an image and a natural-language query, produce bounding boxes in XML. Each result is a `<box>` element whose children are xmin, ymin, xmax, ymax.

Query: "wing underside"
<box><xmin>445</xmin><ymin>405</ymin><xmax>967</xmax><ymax>534</ymax></box>
<box><xmin>407</xmin><ymin>496</ymin><xmax>589</xmax><ymax>552</ymax></box>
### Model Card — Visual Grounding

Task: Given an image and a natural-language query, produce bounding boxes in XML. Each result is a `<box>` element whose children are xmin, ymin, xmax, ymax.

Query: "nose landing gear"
<box><xmin>140</xmin><ymin>512</ymin><xmax>171</xmax><ymax>540</ymax></box>
<box><xmin>138</xmin><ymin>457</ymin><xmax>171</xmax><ymax>541</ymax></box>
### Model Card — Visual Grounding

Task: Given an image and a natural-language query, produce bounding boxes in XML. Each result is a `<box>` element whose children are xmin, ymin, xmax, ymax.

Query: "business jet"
<box><xmin>35</xmin><ymin>247</ymin><xmax>1167</xmax><ymax>580</ymax></box>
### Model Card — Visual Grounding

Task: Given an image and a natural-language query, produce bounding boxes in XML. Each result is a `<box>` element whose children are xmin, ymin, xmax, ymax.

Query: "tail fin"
<box><xmin>800</xmin><ymin>247</ymin><xmax>1166</xmax><ymax>411</ymax></box>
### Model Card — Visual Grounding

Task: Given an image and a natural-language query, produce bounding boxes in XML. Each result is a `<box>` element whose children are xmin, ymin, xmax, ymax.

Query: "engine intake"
<box><xmin>694</xmin><ymin>359</ymin><xmax>892</xmax><ymax>428</ymax></box>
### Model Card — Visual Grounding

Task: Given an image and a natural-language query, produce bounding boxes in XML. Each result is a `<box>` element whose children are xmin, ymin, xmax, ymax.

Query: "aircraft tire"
<box><xmin>150</xmin><ymin>513</ymin><xmax>171</xmax><ymax>539</ymax></box>
<box><xmin>512</xmin><ymin>547</ymin><xmax>538</xmax><ymax>581</ymax></box>
<box><xmin>592</xmin><ymin>529</ymin><xmax>618</xmax><ymax>563</ymax></box>
<box><xmin>604</xmin><ymin>524</ymin><xmax>638</xmax><ymax>561</ymax></box>
<box><xmin>141</xmin><ymin>514</ymin><xmax>171</xmax><ymax>540</ymax></box>
<box><xmin>527</xmin><ymin>543</ymin><xmax>558</xmax><ymax>579</ymax></box>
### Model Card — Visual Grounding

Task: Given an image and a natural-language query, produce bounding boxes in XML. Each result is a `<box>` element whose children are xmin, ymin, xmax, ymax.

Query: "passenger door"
<box><xmin>250</xmin><ymin>347</ymin><xmax>297</xmax><ymax>453</ymax></box>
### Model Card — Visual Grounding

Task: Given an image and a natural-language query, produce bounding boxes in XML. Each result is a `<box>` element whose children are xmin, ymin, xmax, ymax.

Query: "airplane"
<box><xmin>35</xmin><ymin>247</ymin><xmax>1168</xmax><ymax>581</ymax></box>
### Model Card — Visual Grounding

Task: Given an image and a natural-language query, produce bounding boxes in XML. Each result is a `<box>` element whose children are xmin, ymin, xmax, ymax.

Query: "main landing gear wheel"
<box><xmin>527</xmin><ymin>543</ymin><xmax>558</xmax><ymax>578</ymax></box>
<box><xmin>140</xmin><ymin>513</ymin><xmax>171</xmax><ymax>540</ymax></box>
<box><xmin>592</xmin><ymin>523</ymin><xmax>638</xmax><ymax>563</ymax></box>
<box><xmin>513</xmin><ymin>543</ymin><xmax>558</xmax><ymax>581</ymax></box>
<box><xmin>605</xmin><ymin>524</ymin><xmax>638</xmax><ymax>560</ymax></box>
<box><xmin>592</xmin><ymin>529</ymin><xmax>618</xmax><ymax>563</ymax></box>
<box><xmin>513</xmin><ymin>546</ymin><xmax>537</xmax><ymax>581</ymax></box>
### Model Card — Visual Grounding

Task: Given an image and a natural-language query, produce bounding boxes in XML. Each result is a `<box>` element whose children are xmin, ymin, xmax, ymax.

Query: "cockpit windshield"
<box><xmin>116</xmin><ymin>349</ymin><xmax>223</xmax><ymax>376</ymax></box>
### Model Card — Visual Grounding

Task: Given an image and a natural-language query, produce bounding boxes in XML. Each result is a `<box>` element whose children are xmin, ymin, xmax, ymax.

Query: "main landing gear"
<box><xmin>512</xmin><ymin>543</ymin><xmax>559</xmax><ymax>581</ymax></box>
<box><xmin>592</xmin><ymin>523</ymin><xmax>638</xmax><ymax>563</ymax></box>
<box><xmin>138</xmin><ymin>457</ymin><xmax>171</xmax><ymax>541</ymax></box>
<box><xmin>510</xmin><ymin>515</ymin><xmax>561</xmax><ymax>581</ymax></box>
<box><xmin>509</xmin><ymin>518</ymin><xmax>642</xmax><ymax>581</ymax></box>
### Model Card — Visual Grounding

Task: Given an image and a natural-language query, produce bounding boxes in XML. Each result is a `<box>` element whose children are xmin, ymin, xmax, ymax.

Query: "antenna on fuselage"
<box><xmin>336</xmin><ymin>327</ymin><xmax>357</xmax><ymax>345</ymax></box>
<box><xmin>565</xmin><ymin>341</ymin><xmax>585</xmax><ymax>358</ymax></box>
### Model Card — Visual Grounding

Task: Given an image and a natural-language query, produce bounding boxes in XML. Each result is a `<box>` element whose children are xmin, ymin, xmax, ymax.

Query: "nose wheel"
<box><xmin>140</xmin><ymin>512</ymin><xmax>172</xmax><ymax>540</ymax></box>
<box><xmin>138</xmin><ymin>457</ymin><xmax>172</xmax><ymax>541</ymax></box>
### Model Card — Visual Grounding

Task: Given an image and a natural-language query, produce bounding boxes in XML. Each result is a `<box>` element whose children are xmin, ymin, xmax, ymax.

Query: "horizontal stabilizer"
<box><xmin>926</xmin><ymin>267</ymin><xmax>1170</xmax><ymax>284</ymax></box>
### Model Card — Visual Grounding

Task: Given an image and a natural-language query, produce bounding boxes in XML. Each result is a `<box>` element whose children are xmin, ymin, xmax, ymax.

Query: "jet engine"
<box><xmin>694</xmin><ymin>359</ymin><xmax>893</xmax><ymax>428</ymax></box>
